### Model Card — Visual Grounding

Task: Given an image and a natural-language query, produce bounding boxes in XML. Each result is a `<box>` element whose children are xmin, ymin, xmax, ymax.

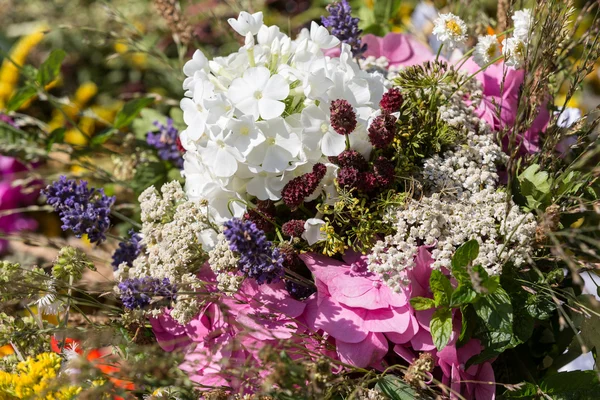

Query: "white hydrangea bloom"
<box><xmin>512</xmin><ymin>9</ymin><xmax>533</xmax><ymax>43</ymax></box>
<box><xmin>180</xmin><ymin>12</ymin><xmax>385</xmax><ymax>230</ymax></box>
<box><xmin>432</xmin><ymin>13</ymin><xmax>468</xmax><ymax>49</ymax></box>
<box><xmin>502</xmin><ymin>37</ymin><xmax>527</xmax><ymax>69</ymax></box>
<box><xmin>473</xmin><ymin>35</ymin><xmax>500</xmax><ymax>67</ymax></box>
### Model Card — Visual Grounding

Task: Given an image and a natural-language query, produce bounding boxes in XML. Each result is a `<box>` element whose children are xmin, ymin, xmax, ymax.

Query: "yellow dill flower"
<box><xmin>0</xmin><ymin>28</ymin><xmax>46</xmax><ymax>108</ymax></box>
<box><xmin>74</xmin><ymin>82</ymin><xmax>98</xmax><ymax>107</ymax></box>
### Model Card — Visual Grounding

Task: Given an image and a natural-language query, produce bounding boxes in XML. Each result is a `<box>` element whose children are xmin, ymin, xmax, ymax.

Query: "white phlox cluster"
<box><xmin>180</xmin><ymin>11</ymin><xmax>385</xmax><ymax>246</ymax></box>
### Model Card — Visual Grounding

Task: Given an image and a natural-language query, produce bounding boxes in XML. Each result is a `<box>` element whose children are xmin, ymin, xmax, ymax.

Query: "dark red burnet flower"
<box><xmin>372</xmin><ymin>157</ymin><xmax>395</xmax><ymax>188</ymax></box>
<box><xmin>337</xmin><ymin>166</ymin><xmax>360</xmax><ymax>191</ymax></box>
<box><xmin>282</xmin><ymin>163</ymin><xmax>327</xmax><ymax>210</ymax></box>
<box><xmin>380</xmin><ymin>87</ymin><xmax>403</xmax><ymax>113</ymax></box>
<box><xmin>282</xmin><ymin>219</ymin><xmax>306</xmax><ymax>238</ymax></box>
<box><xmin>368</xmin><ymin>112</ymin><xmax>397</xmax><ymax>149</ymax></box>
<box><xmin>330</xmin><ymin>99</ymin><xmax>357</xmax><ymax>136</ymax></box>
<box><xmin>329</xmin><ymin>149</ymin><xmax>369</xmax><ymax>171</ymax></box>
<box><xmin>244</xmin><ymin>200</ymin><xmax>276</xmax><ymax>232</ymax></box>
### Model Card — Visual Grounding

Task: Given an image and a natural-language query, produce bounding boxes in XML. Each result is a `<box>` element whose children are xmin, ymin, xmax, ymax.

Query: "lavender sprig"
<box><xmin>321</xmin><ymin>0</ymin><xmax>367</xmax><ymax>57</ymax></box>
<box><xmin>42</xmin><ymin>176</ymin><xmax>115</xmax><ymax>244</ymax></box>
<box><xmin>147</xmin><ymin>119</ymin><xmax>184</xmax><ymax>169</ymax></box>
<box><xmin>118</xmin><ymin>277</ymin><xmax>176</xmax><ymax>310</ymax></box>
<box><xmin>223</xmin><ymin>218</ymin><xmax>285</xmax><ymax>285</ymax></box>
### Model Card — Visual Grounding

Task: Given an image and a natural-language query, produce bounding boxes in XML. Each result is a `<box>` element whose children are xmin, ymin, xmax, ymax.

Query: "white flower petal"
<box><xmin>302</xmin><ymin>218</ymin><xmax>326</xmax><ymax>245</ymax></box>
<box><xmin>258</xmin><ymin>98</ymin><xmax>285</xmax><ymax>120</ymax></box>
<box><xmin>321</xmin><ymin>130</ymin><xmax>347</xmax><ymax>157</ymax></box>
<box><xmin>263</xmin><ymin>74</ymin><xmax>289</xmax><ymax>100</ymax></box>
<box><xmin>244</xmin><ymin>66</ymin><xmax>271</xmax><ymax>89</ymax></box>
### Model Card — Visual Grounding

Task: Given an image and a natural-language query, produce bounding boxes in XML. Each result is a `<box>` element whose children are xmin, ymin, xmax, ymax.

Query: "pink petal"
<box><xmin>381</xmin><ymin>33</ymin><xmax>434</xmax><ymax>67</ymax></box>
<box><xmin>363</xmin><ymin>306</ymin><xmax>410</xmax><ymax>333</ymax></box>
<box><xmin>185</xmin><ymin>313</ymin><xmax>211</xmax><ymax>342</ymax></box>
<box><xmin>474</xmin><ymin>362</ymin><xmax>496</xmax><ymax>400</ymax></box>
<box><xmin>415</xmin><ymin>308</ymin><xmax>435</xmax><ymax>331</ymax></box>
<box><xmin>393</xmin><ymin>344</ymin><xmax>416</xmax><ymax>363</ymax></box>
<box><xmin>253</xmin><ymin>281</ymin><xmax>306</xmax><ymax>318</ymax></box>
<box><xmin>450</xmin><ymin>364</ymin><xmax>462</xmax><ymax>400</ymax></box>
<box><xmin>336</xmin><ymin>332</ymin><xmax>388</xmax><ymax>368</ymax></box>
<box><xmin>313</xmin><ymin>297</ymin><xmax>368</xmax><ymax>343</ymax></box>
<box><xmin>385</xmin><ymin>312</ymin><xmax>419</xmax><ymax>344</ymax></box>
<box><xmin>362</xmin><ymin>34</ymin><xmax>384</xmax><ymax>58</ymax></box>
<box><xmin>410</xmin><ymin>327</ymin><xmax>436</xmax><ymax>351</ymax></box>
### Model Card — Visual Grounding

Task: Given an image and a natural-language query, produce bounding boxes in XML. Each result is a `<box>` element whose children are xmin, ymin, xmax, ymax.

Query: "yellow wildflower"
<box><xmin>0</xmin><ymin>28</ymin><xmax>46</xmax><ymax>108</ymax></box>
<box><xmin>0</xmin><ymin>353</ymin><xmax>81</xmax><ymax>399</ymax></box>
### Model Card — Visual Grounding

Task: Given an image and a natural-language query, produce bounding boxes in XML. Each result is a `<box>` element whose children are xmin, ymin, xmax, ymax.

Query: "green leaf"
<box><xmin>430</xmin><ymin>307</ymin><xmax>453</xmax><ymax>351</ymax></box>
<box><xmin>539</xmin><ymin>370</ymin><xmax>600</xmax><ymax>399</ymax></box>
<box><xmin>452</xmin><ymin>240</ymin><xmax>480</xmax><ymax>269</ymax></box>
<box><xmin>518</xmin><ymin>164</ymin><xmax>552</xmax><ymax>210</ymax></box>
<box><xmin>132</xmin><ymin>108</ymin><xmax>168</xmax><ymax>140</ymax></box>
<box><xmin>113</xmin><ymin>97</ymin><xmax>154</xmax><ymax>129</ymax></box>
<box><xmin>450</xmin><ymin>285</ymin><xmax>478</xmax><ymax>306</ymax></box>
<box><xmin>468</xmin><ymin>287</ymin><xmax>514</xmax><ymax>366</ymax></box>
<box><xmin>375</xmin><ymin>375</ymin><xmax>419</xmax><ymax>400</ymax></box>
<box><xmin>46</xmin><ymin>128</ymin><xmax>65</xmax><ymax>151</ymax></box>
<box><xmin>6</xmin><ymin>86</ymin><xmax>37</xmax><ymax>111</ymax></box>
<box><xmin>90</xmin><ymin>128</ymin><xmax>118</xmax><ymax>146</ymax></box>
<box><xmin>410</xmin><ymin>296</ymin><xmax>436</xmax><ymax>311</ymax></box>
<box><xmin>430</xmin><ymin>270</ymin><xmax>453</xmax><ymax>307</ymax></box>
<box><xmin>37</xmin><ymin>49</ymin><xmax>66</xmax><ymax>86</ymax></box>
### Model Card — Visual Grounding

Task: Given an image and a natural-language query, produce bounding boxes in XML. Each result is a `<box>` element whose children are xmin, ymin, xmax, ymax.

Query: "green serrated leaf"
<box><xmin>452</xmin><ymin>240</ymin><xmax>480</xmax><ymax>270</ymax></box>
<box><xmin>37</xmin><ymin>49</ymin><xmax>66</xmax><ymax>86</ymax></box>
<box><xmin>539</xmin><ymin>370</ymin><xmax>600</xmax><ymax>399</ymax></box>
<box><xmin>46</xmin><ymin>127</ymin><xmax>65</xmax><ymax>151</ymax></box>
<box><xmin>450</xmin><ymin>285</ymin><xmax>478</xmax><ymax>306</ymax></box>
<box><xmin>409</xmin><ymin>296</ymin><xmax>436</xmax><ymax>311</ymax></box>
<box><xmin>430</xmin><ymin>270</ymin><xmax>453</xmax><ymax>307</ymax></box>
<box><xmin>375</xmin><ymin>375</ymin><xmax>419</xmax><ymax>400</ymax></box>
<box><xmin>6</xmin><ymin>86</ymin><xmax>37</xmax><ymax>111</ymax></box>
<box><xmin>430</xmin><ymin>307</ymin><xmax>452</xmax><ymax>351</ymax></box>
<box><xmin>114</xmin><ymin>97</ymin><xmax>154</xmax><ymax>129</ymax></box>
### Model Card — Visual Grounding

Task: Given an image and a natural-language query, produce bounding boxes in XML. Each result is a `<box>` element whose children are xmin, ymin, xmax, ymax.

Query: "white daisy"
<box><xmin>473</xmin><ymin>35</ymin><xmax>500</xmax><ymax>67</ymax></box>
<box><xmin>432</xmin><ymin>13</ymin><xmax>468</xmax><ymax>49</ymax></box>
<box><xmin>502</xmin><ymin>37</ymin><xmax>527</xmax><ymax>68</ymax></box>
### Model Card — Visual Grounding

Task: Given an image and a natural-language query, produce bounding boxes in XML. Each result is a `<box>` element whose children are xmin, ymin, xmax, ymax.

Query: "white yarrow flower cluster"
<box><xmin>368</xmin><ymin>76</ymin><xmax>536</xmax><ymax>292</ymax></box>
<box><xmin>502</xmin><ymin>8</ymin><xmax>532</xmax><ymax>69</ymax></box>
<box><xmin>432</xmin><ymin>13</ymin><xmax>468</xmax><ymax>49</ymax></box>
<box><xmin>115</xmin><ymin>181</ymin><xmax>212</xmax><ymax>325</ymax></box>
<box><xmin>179</xmin><ymin>12</ymin><xmax>384</xmax><ymax>233</ymax></box>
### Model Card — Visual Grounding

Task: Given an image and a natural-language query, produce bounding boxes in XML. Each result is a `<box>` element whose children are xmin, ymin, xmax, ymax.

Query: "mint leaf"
<box><xmin>450</xmin><ymin>285</ymin><xmax>477</xmax><ymax>306</ymax></box>
<box><xmin>410</xmin><ymin>297</ymin><xmax>436</xmax><ymax>311</ymax></box>
<box><xmin>430</xmin><ymin>307</ymin><xmax>452</xmax><ymax>351</ymax></box>
<box><xmin>430</xmin><ymin>270</ymin><xmax>453</xmax><ymax>307</ymax></box>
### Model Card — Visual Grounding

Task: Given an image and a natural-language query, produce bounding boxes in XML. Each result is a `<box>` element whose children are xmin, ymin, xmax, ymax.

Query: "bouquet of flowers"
<box><xmin>2</xmin><ymin>0</ymin><xmax>600</xmax><ymax>399</ymax></box>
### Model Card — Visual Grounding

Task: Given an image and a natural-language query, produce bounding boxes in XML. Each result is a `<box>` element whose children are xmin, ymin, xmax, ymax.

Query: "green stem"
<box><xmin>435</xmin><ymin>43</ymin><xmax>444</xmax><ymax>62</ymax></box>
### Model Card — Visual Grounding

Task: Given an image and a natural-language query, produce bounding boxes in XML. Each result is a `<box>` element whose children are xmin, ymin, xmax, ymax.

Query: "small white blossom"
<box><xmin>502</xmin><ymin>37</ymin><xmax>527</xmax><ymax>69</ymax></box>
<box><xmin>309</xmin><ymin>21</ymin><xmax>340</xmax><ymax>49</ymax></box>
<box><xmin>432</xmin><ymin>13</ymin><xmax>468</xmax><ymax>49</ymax></box>
<box><xmin>512</xmin><ymin>9</ymin><xmax>533</xmax><ymax>43</ymax></box>
<box><xmin>228</xmin><ymin>67</ymin><xmax>289</xmax><ymax>121</ymax></box>
<box><xmin>303</xmin><ymin>218</ymin><xmax>327</xmax><ymax>245</ymax></box>
<box><xmin>473</xmin><ymin>35</ymin><xmax>500</xmax><ymax>67</ymax></box>
<box><xmin>227</xmin><ymin>11</ymin><xmax>264</xmax><ymax>36</ymax></box>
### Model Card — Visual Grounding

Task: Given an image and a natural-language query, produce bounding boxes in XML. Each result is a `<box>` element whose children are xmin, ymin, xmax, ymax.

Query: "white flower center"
<box><xmin>320</xmin><ymin>123</ymin><xmax>329</xmax><ymax>133</ymax></box>
<box><xmin>240</xmin><ymin>126</ymin><xmax>250</xmax><ymax>136</ymax></box>
<box><xmin>254</xmin><ymin>90</ymin><xmax>263</xmax><ymax>100</ymax></box>
<box><xmin>196</xmin><ymin>103</ymin><xmax>204</xmax><ymax>112</ymax></box>
<box><xmin>266</xmin><ymin>137</ymin><xmax>276</xmax><ymax>146</ymax></box>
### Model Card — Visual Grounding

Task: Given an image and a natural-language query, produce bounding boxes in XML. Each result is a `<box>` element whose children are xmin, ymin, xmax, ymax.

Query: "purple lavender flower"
<box><xmin>118</xmin><ymin>277</ymin><xmax>176</xmax><ymax>309</ymax></box>
<box><xmin>111</xmin><ymin>230</ymin><xmax>143</xmax><ymax>270</ymax></box>
<box><xmin>321</xmin><ymin>0</ymin><xmax>367</xmax><ymax>57</ymax></box>
<box><xmin>42</xmin><ymin>176</ymin><xmax>115</xmax><ymax>244</ymax></box>
<box><xmin>285</xmin><ymin>280</ymin><xmax>316</xmax><ymax>300</ymax></box>
<box><xmin>223</xmin><ymin>218</ymin><xmax>285</xmax><ymax>285</ymax></box>
<box><xmin>147</xmin><ymin>119</ymin><xmax>184</xmax><ymax>169</ymax></box>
